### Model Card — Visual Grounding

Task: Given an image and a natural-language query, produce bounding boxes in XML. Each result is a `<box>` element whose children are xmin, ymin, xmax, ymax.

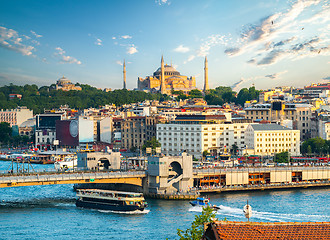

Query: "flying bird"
<box><xmin>271</xmin><ymin>21</ymin><xmax>274</xmax><ymax>25</ymax></box>
<box><xmin>302</xmin><ymin>27</ymin><xmax>304</xmax><ymax>30</ymax></box>
<box><xmin>318</xmin><ymin>50</ymin><xmax>321</xmax><ymax>54</ymax></box>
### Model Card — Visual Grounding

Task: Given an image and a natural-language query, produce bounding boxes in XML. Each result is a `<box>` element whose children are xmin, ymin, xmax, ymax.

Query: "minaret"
<box><xmin>123</xmin><ymin>60</ymin><xmax>127</xmax><ymax>89</ymax></box>
<box><xmin>203</xmin><ymin>56</ymin><xmax>209</xmax><ymax>93</ymax></box>
<box><xmin>160</xmin><ymin>55</ymin><xmax>166</xmax><ymax>94</ymax></box>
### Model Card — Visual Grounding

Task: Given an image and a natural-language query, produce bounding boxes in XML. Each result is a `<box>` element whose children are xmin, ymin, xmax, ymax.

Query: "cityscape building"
<box><xmin>0</xmin><ymin>107</ymin><xmax>33</xmax><ymax>127</ymax></box>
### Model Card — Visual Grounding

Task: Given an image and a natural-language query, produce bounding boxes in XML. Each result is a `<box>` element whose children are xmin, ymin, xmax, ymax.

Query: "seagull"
<box><xmin>302</xmin><ymin>27</ymin><xmax>304</xmax><ymax>30</ymax></box>
<box><xmin>318</xmin><ymin>50</ymin><xmax>321</xmax><ymax>54</ymax></box>
<box><xmin>271</xmin><ymin>21</ymin><xmax>274</xmax><ymax>25</ymax></box>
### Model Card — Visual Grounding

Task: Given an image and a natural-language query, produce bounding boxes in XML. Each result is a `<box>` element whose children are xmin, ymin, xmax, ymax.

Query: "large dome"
<box><xmin>153</xmin><ymin>64</ymin><xmax>180</xmax><ymax>77</ymax></box>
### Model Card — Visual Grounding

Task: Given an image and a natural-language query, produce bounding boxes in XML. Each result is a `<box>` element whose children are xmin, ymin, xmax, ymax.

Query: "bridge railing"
<box><xmin>0</xmin><ymin>170</ymin><xmax>147</xmax><ymax>184</ymax></box>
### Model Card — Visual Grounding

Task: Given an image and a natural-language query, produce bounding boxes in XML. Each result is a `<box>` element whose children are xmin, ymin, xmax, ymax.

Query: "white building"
<box><xmin>157</xmin><ymin>115</ymin><xmax>251</xmax><ymax>159</ymax></box>
<box><xmin>0</xmin><ymin>107</ymin><xmax>33</xmax><ymax>127</ymax></box>
<box><xmin>245</xmin><ymin>123</ymin><xmax>300</xmax><ymax>156</ymax></box>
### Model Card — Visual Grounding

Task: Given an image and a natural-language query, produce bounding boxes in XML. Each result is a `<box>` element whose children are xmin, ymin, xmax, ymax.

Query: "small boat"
<box><xmin>76</xmin><ymin>189</ymin><xmax>148</xmax><ymax>212</ymax></box>
<box><xmin>243</xmin><ymin>200</ymin><xmax>252</xmax><ymax>221</ymax></box>
<box><xmin>189</xmin><ymin>197</ymin><xmax>220</xmax><ymax>210</ymax></box>
<box><xmin>54</xmin><ymin>155</ymin><xmax>77</xmax><ymax>171</ymax></box>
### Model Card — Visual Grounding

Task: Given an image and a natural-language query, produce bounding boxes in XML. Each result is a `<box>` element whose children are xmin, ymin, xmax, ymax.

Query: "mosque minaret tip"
<box><xmin>123</xmin><ymin>60</ymin><xmax>127</xmax><ymax>89</ymax></box>
<box><xmin>160</xmin><ymin>55</ymin><xmax>166</xmax><ymax>94</ymax></box>
<box><xmin>203</xmin><ymin>56</ymin><xmax>209</xmax><ymax>93</ymax></box>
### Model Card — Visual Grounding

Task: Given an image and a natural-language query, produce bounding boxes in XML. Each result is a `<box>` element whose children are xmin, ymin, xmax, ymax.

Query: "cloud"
<box><xmin>224</xmin><ymin>0</ymin><xmax>324</xmax><ymax>58</ymax></box>
<box><xmin>112</xmin><ymin>37</ymin><xmax>116</xmax><ymax>40</ymax></box>
<box><xmin>174</xmin><ymin>45</ymin><xmax>190</xmax><ymax>53</ymax></box>
<box><xmin>54</xmin><ymin>47</ymin><xmax>82</xmax><ymax>65</ymax></box>
<box><xmin>231</xmin><ymin>76</ymin><xmax>263</xmax><ymax>91</ymax></box>
<box><xmin>183</xmin><ymin>55</ymin><xmax>196</xmax><ymax>64</ymax></box>
<box><xmin>116</xmin><ymin>60</ymin><xmax>123</xmax><ymax>66</ymax></box>
<box><xmin>265</xmin><ymin>70</ymin><xmax>288</xmax><ymax>79</ymax></box>
<box><xmin>155</xmin><ymin>0</ymin><xmax>171</xmax><ymax>5</ymax></box>
<box><xmin>95</xmin><ymin>38</ymin><xmax>102</xmax><ymax>46</ymax></box>
<box><xmin>0</xmin><ymin>72</ymin><xmax>50</xmax><ymax>86</ymax></box>
<box><xmin>121</xmin><ymin>35</ymin><xmax>132</xmax><ymax>39</ymax></box>
<box><xmin>30</xmin><ymin>30</ymin><xmax>42</xmax><ymax>38</ymax></box>
<box><xmin>197</xmin><ymin>34</ymin><xmax>228</xmax><ymax>57</ymax></box>
<box><xmin>127</xmin><ymin>44</ymin><xmax>138</xmax><ymax>54</ymax></box>
<box><xmin>323</xmin><ymin>76</ymin><xmax>330</xmax><ymax>80</ymax></box>
<box><xmin>0</xmin><ymin>26</ymin><xmax>35</xmax><ymax>56</ymax></box>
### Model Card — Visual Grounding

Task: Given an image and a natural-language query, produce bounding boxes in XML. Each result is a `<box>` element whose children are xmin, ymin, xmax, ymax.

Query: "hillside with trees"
<box><xmin>0</xmin><ymin>83</ymin><xmax>260</xmax><ymax>113</ymax></box>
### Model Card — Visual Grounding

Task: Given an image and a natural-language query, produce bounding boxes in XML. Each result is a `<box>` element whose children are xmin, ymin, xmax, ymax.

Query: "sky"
<box><xmin>0</xmin><ymin>0</ymin><xmax>329</xmax><ymax>92</ymax></box>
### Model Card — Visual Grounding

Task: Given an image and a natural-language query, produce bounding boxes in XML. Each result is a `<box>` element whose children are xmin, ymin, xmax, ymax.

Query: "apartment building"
<box><xmin>0</xmin><ymin>106</ymin><xmax>33</xmax><ymax>127</ymax></box>
<box><xmin>245</xmin><ymin>124</ymin><xmax>300</xmax><ymax>156</ymax></box>
<box><xmin>157</xmin><ymin>115</ymin><xmax>252</xmax><ymax>159</ymax></box>
<box><xmin>244</xmin><ymin>102</ymin><xmax>312</xmax><ymax>140</ymax></box>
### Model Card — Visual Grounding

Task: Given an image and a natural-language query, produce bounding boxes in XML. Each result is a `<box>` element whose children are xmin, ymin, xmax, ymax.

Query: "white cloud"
<box><xmin>197</xmin><ymin>34</ymin><xmax>227</xmax><ymax>56</ymax></box>
<box><xmin>121</xmin><ymin>35</ymin><xmax>132</xmax><ymax>39</ymax></box>
<box><xmin>0</xmin><ymin>26</ymin><xmax>35</xmax><ymax>56</ymax></box>
<box><xmin>54</xmin><ymin>47</ymin><xmax>82</xmax><ymax>65</ymax></box>
<box><xmin>231</xmin><ymin>76</ymin><xmax>263</xmax><ymax>91</ymax></box>
<box><xmin>156</xmin><ymin>0</ymin><xmax>171</xmax><ymax>6</ymax></box>
<box><xmin>265</xmin><ymin>70</ymin><xmax>288</xmax><ymax>79</ymax></box>
<box><xmin>95</xmin><ymin>38</ymin><xmax>102</xmax><ymax>46</ymax></box>
<box><xmin>174</xmin><ymin>45</ymin><xmax>190</xmax><ymax>53</ymax></box>
<box><xmin>112</xmin><ymin>37</ymin><xmax>116</xmax><ymax>40</ymax></box>
<box><xmin>116</xmin><ymin>60</ymin><xmax>123</xmax><ymax>66</ymax></box>
<box><xmin>184</xmin><ymin>55</ymin><xmax>196</xmax><ymax>64</ymax></box>
<box><xmin>30</xmin><ymin>30</ymin><xmax>42</xmax><ymax>38</ymax></box>
<box><xmin>127</xmin><ymin>44</ymin><xmax>138</xmax><ymax>54</ymax></box>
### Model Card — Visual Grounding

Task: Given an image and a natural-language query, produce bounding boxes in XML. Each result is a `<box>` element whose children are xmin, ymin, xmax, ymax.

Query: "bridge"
<box><xmin>0</xmin><ymin>170</ymin><xmax>146</xmax><ymax>188</ymax></box>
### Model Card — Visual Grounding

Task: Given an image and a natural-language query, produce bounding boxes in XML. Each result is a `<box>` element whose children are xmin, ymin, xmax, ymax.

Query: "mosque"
<box><xmin>132</xmin><ymin>56</ymin><xmax>209</xmax><ymax>95</ymax></box>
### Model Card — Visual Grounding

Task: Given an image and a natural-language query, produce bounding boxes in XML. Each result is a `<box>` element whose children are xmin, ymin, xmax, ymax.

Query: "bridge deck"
<box><xmin>0</xmin><ymin>171</ymin><xmax>146</xmax><ymax>188</ymax></box>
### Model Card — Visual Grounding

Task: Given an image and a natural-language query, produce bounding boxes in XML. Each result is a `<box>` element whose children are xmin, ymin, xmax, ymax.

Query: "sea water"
<box><xmin>0</xmin><ymin>162</ymin><xmax>329</xmax><ymax>240</ymax></box>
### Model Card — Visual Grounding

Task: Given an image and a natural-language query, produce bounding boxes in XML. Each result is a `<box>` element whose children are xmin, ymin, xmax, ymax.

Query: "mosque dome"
<box><xmin>57</xmin><ymin>76</ymin><xmax>71</xmax><ymax>86</ymax></box>
<box><xmin>153</xmin><ymin>64</ymin><xmax>180</xmax><ymax>77</ymax></box>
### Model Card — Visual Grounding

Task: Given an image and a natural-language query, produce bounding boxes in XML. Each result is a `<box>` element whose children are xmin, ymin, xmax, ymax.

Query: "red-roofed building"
<box><xmin>202</xmin><ymin>221</ymin><xmax>330</xmax><ymax>240</ymax></box>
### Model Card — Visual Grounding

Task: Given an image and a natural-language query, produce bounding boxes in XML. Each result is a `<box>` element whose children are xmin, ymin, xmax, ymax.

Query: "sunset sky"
<box><xmin>0</xmin><ymin>0</ymin><xmax>329</xmax><ymax>91</ymax></box>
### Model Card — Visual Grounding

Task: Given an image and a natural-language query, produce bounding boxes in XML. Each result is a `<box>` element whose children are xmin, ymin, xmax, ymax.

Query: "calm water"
<box><xmin>0</xmin><ymin>162</ymin><xmax>329</xmax><ymax>240</ymax></box>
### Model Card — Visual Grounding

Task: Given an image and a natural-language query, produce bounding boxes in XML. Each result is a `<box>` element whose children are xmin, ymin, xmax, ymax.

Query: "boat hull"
<box><xmin>76</xmin><ymin>199</ymin><xmax>146</xmax><ymax>212</ymax></box>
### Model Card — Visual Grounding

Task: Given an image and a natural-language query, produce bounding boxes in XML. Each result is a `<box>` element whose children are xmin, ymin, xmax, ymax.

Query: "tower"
<box><xmin>123</xmin><ymin>60</ymin><xmax>127</xmax><ymax>89</ymax></box>
<box><xmin>160</xmin><ymin>55</ymin><xmax>166</xmax><ymax>94</ymax></box>
<box><xmin>203</xmin><ymin>56</ymin><xmax>209</xmax><ymax>93</ymax></box>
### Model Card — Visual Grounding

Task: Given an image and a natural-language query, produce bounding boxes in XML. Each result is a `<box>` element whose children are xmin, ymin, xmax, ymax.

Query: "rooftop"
<box><xmin>250</xmin><ymin>123</ymin><xmax>291</xmax><ymax>131</ymax></box>
<box><xmin>203</xmin><ymin>221</ymin><xmax>330</xmax><ymax>240</ymax></box>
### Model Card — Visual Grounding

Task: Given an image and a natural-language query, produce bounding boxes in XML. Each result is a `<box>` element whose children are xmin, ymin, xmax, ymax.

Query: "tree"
<box><xmin>177</xmin><ymin>206</ymin><xmax>216</xmax><ymax>240</ymax></box>
<box><xmin>0</xmin><ymin>122</ymin><xmax>12</xmax><ymax>146</ymax></box>
<box><xmin>142</xmin><ymin>137</ymin><xmax>161</xmax><ymax>150</ymax></box>
<box><xmin>230</xmin><ymin>144</ymin><xmax>238</xmax><ymax>155</ymax></box>
<box><xmin>203</xmin><ymin>150</ymin><xmax>210</xmax><ymax>157</ymax></box>
<box><xmin>274</xmin><ymin>151</ymin><xmax>291</xmax><ymax>163</ymax></box>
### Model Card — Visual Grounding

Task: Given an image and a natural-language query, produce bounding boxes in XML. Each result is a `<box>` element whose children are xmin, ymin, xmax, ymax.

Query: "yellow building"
<box><xmin>137</xmin><ymin>56</ymin><xmax>196</xmax><ymax>94</ymax></box>
<box><xmin>55</xmin><ymin>76</ymin><xmax>82</xmax><ymax>91</ymax></box>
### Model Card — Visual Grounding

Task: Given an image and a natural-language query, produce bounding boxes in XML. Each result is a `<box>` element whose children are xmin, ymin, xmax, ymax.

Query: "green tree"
<box><xmin>0</xmin><ymin>122</ymin><xmax>12</xmax><ymax>146</ymax></box>
<box><xmin>142</xmin><ymin>137</ymin><xmax>161</xmax><ymax>150</ymax></box>
<box><xmin>274</xmin><ymin>151</ymin><xmax>291</xmax><ymax>163</ymax></box>
<box><xmin>230</xmin><ymin>144</ymin><xmax>238</xmax><ymax>155</ymax></box>
<box><xmin>177</xmin><ymin>206</ymin><xmax>216</xmax><ymax>240</ymax></box>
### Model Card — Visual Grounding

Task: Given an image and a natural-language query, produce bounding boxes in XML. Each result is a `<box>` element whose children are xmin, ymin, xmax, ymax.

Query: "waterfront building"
<box><xmin>244</xmin><ymin>102</ymin><xmax>312</xmax><ymax>140</ymax></box>
<box><xmin>120</xmin><ymin>116</ymin><xmax>161</xmax><ymax>151</ymax></box>
<box><xmin>55</xmin><ymin>76</ymin><xmax>82</xmax><ymax>91</ymax></box>
<box><xmin>137</xmin><ymin>56</ymin><xmax>196</xmax><ymax>94</ymax></box>
<box><xmin>245</xmin><ymin>123</ymin><xmax>300</xmax><ymax>156</ymax></box>
<box><xmin>157</xmin><ymin>115</ymin><xmax>252</xmax><ymax>159</ymax></box>
<box><xmin>77</xmin><ymin>151</ymin><xmax>121</xmax><ymax>170</ymax></box>
<box><xmin>0</xmin><ymin>106</ymin><xmax>33</xmax><ymax>127</ymax></box>
<box><xmin>35</xmin><ymin>112</ymin><xmax>65</xmax><ymax>150</ymax></box>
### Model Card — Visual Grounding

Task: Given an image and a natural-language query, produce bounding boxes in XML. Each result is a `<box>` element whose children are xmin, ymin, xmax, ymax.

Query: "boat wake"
<box><xmin>189</xmin><ymin>205</ymin><xmax>330</xmax><ymax>222</ymax></box>
<box><xmin>98</xmin><ymin>209</ymin><xmax>150</xmax><ymax>215</ymax></box>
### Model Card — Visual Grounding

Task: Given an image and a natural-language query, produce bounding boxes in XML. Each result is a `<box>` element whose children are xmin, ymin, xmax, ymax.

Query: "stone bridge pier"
<box><xmin>147</xmin><ymin>153</ymin><xmax>193</xmax><ymax>194</ymax></box>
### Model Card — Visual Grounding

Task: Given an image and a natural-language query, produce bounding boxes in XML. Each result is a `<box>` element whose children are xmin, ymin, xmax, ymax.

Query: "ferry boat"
<box><xmin>189</xmin><ymin>197</ymin><xmax>220</xmax><ymax>210</ymax></box>
<box><xmin>54</xmin><ymin>155</ymin><xmax>77</xmax><ymax>170</ymax></box>
<box><xmin>76</xmin><ymin>189</ymin><xmax>148</xmax><ymax>212</ymax></box>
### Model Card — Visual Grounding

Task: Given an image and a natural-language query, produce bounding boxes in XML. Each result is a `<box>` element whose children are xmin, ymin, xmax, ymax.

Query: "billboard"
<box><xmin>100</xmin><ymin>117</ymin><xmax>112</xmax><ymax>144</ymax></box>
<box><xmin>55</xmin><ymin>120</ymin><xmax>79</xmax><ymax>146</ymax></box>
<box><xmin>79</xmin><ymin>117</ymin><xmax>94</xmax><ymax>143</ymax></box>
<box><xmin>38</xmin><ymin>115</ymin><xmax>62</xmax><ymax>129</ymax></box>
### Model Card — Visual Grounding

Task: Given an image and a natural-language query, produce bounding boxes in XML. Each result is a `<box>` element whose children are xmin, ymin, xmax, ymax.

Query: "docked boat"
<box><xmin>76</xmin><ymin>189</ymin><xmax>148</xmax><ymax>212</ymax></box>
<box><xmin>189</xmin><ymin>197</ymin><xmax>220</xmax><ymax>210</ymax></box>
<box><xmin>54</xmin><ymin>155</ymin><xmax>77</xmax><ymax>171</ymax></box>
